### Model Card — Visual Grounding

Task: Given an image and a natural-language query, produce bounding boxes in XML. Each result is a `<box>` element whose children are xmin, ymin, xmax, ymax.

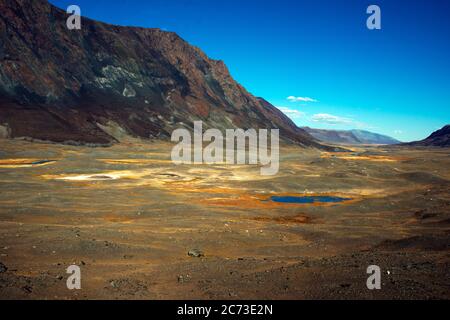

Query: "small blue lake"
<box><xmin>270</xmin><ymin>196</ymin><xmax>352</xmax><ymax>204</ymax></box>
<box><xmin>31</xmin><ymin>160</ymin><xmax>55</xmax><ymax>165</ymax></box>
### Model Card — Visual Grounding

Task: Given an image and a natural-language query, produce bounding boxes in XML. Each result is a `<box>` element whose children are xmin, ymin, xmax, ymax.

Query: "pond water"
<box><xmin>270</xmin><ymin>196</ymin><xmax>352</xmax><ymax>204</ymax></box>
<box><xmin>31</xmin><ymin>160</ymin><xmax>55</xmax><ymax>165</ymax></box>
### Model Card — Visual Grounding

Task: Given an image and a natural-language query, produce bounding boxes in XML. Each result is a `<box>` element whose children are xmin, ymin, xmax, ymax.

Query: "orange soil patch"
<box><xmin>102</xmin><ymin>215</ymin><xmax>136</xmax><ymax>224</ymax></box>
<box><xmin>252</xmin><ymin>214</ymin><xmax>313</xmax><ymax>225</ymax></box>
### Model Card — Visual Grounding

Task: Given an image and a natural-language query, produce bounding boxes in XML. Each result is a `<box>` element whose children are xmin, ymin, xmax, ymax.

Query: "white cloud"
<box><xmin>287</xmin><ymin>96</ymin><xmax>318</xmax><ymax>103</ymax></box>
<box><xmin>277</xmin><ymin>106</ymin><xmax>305</xmax><ymax>119</ymax></box>
<box><xmin>311</xmin><ymin>113</ymin><xmax>353</xmax><ymax>125</ymax></box>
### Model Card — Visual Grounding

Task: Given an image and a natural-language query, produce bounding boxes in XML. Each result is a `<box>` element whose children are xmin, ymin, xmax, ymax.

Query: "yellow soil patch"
<box><xmin>321</xmin><ymin>153</ymin><xmax>406</xmax><ymax>162</ymax></box>
<box><xmin>98</xmin><ymin>159</ymin><xmax>173</xmax><ymax>165</ymax></box>
<box><xmin>0</xmin><ymin>159</ymin><xmax>56</xmax><ymax>168</ymax></box>
<box><xmin>42</xmin><ymin>172</ymin><xmax>126</xmax><ymax>181</ymax></box>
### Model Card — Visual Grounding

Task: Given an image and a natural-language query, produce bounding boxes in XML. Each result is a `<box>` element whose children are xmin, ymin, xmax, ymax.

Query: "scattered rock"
<box><xmin>0</xmin><ymin>262</ymin><xmax>7</xmax><ymax>273</ymax></box>
<box><xmin>188</xmin><ymin>249</ymin><xmax>204</xmax><ymax>258</ymax></box>
<box><xmin>177</xmin><ymin>275</ymin><xmax>191</xmax><ymax>284</ymax></box>
<box><xmin>122</xmin><ymin>84</ymin><xmax>136</xmax><ymax>98</ymax></box>
<box><xmin>22</xmin><ymin>285</ymin><xmax>33</xmax><ymax>294</ymax></box>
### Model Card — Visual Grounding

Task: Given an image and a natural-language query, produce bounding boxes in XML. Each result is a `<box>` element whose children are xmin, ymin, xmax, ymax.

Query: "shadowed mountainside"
<box><xmin>404</xmin><ymin>125</ymin><xmax>450</xmax><ymax>147</ymax></box>
<box><xmin>0</xmin><ymin>0</ymin><xmax>329</xmax><ymax>148</ymax></box>
<box><xmin>302</xmin><ymin>127</ymin><xmax>400</xmax><ymax>145</ymax></box>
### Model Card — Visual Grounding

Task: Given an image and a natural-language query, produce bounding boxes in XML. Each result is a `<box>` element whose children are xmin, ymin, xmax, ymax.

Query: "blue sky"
<box><xmin>50</xmin><ymin>0</ymin><xmax>450</xmax><ymax>142</ymax></box>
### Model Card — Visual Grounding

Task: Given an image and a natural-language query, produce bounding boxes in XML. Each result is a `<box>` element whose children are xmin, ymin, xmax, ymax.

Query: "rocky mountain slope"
<box><xmin>302</xmin><ymin>127</ymin><xmax>400</xmax><ymax>145</ymax></box>
<box><xmin>0</xmin><ymin>0</ymin><xmax>324</xmax><ymax>148</ymax></box>
<box><xmin>405</xmin><ymin>125</ymin><xmax>450</xmax><ymax>147</ymax></box>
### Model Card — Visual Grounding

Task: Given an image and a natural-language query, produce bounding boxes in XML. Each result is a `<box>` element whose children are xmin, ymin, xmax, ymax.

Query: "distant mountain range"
<box><xmin>404</xmin><ymin>125</ymin><xmax>450</xmax><ymax>147</ymax></box>
<box><xmin>0</xmin><ymin>0</ymin><xmax>332</xmax><ymax>149</ymax></box>
<box><xmin>302</xmin><ymin>127</ymin><xmax>400</xmax><ymax>145</ymax></box>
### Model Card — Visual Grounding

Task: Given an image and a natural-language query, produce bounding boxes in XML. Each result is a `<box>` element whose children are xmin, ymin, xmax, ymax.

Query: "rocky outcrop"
<box><xmin>0</xmin><ymin>0</ymin><xmax>325</xmax><ymax>147</ymax></box>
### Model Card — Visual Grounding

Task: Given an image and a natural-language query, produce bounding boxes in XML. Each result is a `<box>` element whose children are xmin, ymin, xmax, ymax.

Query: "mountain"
<box><xmin>404</xmin><ymin>125</ymin><xmax>450</xmax><ymax>147</ymax></box>
<box><xmin>0</xmin><ymin>0</ymin><xmax>327</xmax><ymax>148</ymax></box>
<box><xmin>302</xmin><ymin>127</ymin><xmax>400</xmax><ymax>145</ymax></box>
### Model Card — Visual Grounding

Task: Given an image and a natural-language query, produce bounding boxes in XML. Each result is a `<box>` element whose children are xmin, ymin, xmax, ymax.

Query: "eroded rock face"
<box><xmin>0</xmin><ymin>0</ymin><xmax>321</xmax><ymax>147</ymax></box>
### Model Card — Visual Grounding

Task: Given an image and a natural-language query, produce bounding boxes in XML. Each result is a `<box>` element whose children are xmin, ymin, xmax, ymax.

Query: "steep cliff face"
<box><xmin>0</xmin><ymin>0</ymin><xmax>323</xmax><ymax>147</ymax></box>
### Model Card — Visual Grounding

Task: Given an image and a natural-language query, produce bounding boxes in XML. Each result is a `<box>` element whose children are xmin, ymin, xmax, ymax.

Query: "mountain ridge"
<box><xmin>302</xmin><ymin>127</ymin><xmax>400</xmax><ymax>145</ymax></box>
<box><xmin>0</xmin><ymin>0</ymin><xmax>331</xmax><ymax>149</ymax></box>
<box><xmin>403</xmin><ymin>125</ymin><xmax>450</xmax><ymax>147</ymax></box>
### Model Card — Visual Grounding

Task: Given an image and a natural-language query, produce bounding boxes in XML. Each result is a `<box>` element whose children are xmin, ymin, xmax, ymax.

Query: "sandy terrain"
<box><xmin>0</xmin><ymin>139</ymin><xmax>449</xmax><ymax>300</ymax></box>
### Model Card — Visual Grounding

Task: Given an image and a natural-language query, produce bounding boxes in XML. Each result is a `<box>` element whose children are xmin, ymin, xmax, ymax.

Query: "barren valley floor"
<box><xmin>0</xmin><ymin>139</ymin><xmax>449</xmax><ymax>299</ymax></box>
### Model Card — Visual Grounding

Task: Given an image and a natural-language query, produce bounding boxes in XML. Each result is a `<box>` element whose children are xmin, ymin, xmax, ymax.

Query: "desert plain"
<box><xmin>0</xmin><ymin>138</ymin><xmax>449</xmax><ymax>299</ymax></box>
